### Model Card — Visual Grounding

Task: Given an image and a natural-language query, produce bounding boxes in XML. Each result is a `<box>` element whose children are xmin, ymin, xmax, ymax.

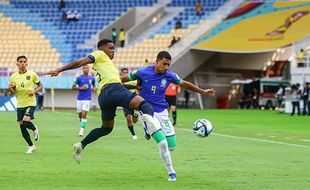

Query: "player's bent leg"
<box><xmin>19</xmin><ymin>121</ymin><xmax>37</xmax><ymax>153</ymax></box>
<box><xmin>20</xmin><ymin>123</ymin><xmax>33</xmax><ymax>147</ymax></box>
<box><xmin>153</xmin><ymin>130</ymin><xmax>176</xmax><ymax>181</ymax></box>
<box><xmin>80</xmin><ymin>124</ymin><xmax>113</xmax><ymax>148</ymax></box>
<box><xmin>73</xmin><ymin>122</ymin><xmax>113</xmax><ymax>164</ymax></box>
<box><xmin>166</xmin><ymin>135</ymin><xmax>176</xmax><ymax>151</ymax></box>
<box><xmin>129</xmin><ymin>96</ymin><xmax>153</xmax><ymax>116</ymax></box>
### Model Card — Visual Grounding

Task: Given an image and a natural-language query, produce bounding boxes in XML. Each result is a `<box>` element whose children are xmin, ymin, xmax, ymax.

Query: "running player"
<box><xmin>45</xmin><ymin>39</ymin><xmax>176</xmax><ymax>181</ymax></box>
<box><xmin>165</xmin><ymin>83</ymin><xmax>181</xmax><ymax>125</ymax></box>
<box><xmin>121</xmin><ymin>51</ymin><xmax>216</xmax><ymax>153</ymax></box>
<box><xmin>120</xmin><ymin>68</ymin><xmax>138</xmax><ymax>140</ymax></box>
<box><xmin>72</xmin><ymin>65</ymin><xmax>96</xmax><ymax>137</ymax></box>
<box><xmin>8</xmin><ymin>56</ymin><xmax>43</xmax><ymax>154</ymax></box>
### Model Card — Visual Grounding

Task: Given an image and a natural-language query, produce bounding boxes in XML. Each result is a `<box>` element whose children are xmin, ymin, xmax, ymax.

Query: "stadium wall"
<box><xmin>43</xmin><ymin>90</ymin><xmax>98</xmax><ymax>109</ymax></box>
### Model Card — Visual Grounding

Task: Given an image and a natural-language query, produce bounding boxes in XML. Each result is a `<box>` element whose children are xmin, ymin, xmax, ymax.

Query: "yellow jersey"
<box><xmin>124</xmin><ymin>80</ymin><xmax>138</xmax><ymax>93</ymax></box>
<box><xmin>119</xmin><ymin>31</ymin><xmax>125</xmax><ymax>41</ymax></box>
<box><xmin>89</xmin><ymin>51</ymin><xmax>121</xmax><ymax>94</ymax></box>
<box><xmin>9</xmin><ymin>70</ymin><xmax>40</xmax><ymax>108</ymax></box>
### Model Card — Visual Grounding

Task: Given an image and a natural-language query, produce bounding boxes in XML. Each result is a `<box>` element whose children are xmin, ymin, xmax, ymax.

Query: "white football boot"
<box><xmin>26</xmin><ymin>145</ymin><xmax>36</xmax><ymax>154</ymax></box>
<box><xmin>73</xmin><ymin>142</ymin><xmax>83</xmax><ymax>164</ymax></box>
<box><xmin>33</xmin><ymin>125</ymin><xmax>39</xmax><ymax>141</ymax></box>
<box><xmin>79</xmin><ymin>128</ymin><xmax>84</xmax><ymax>137</ymax></box>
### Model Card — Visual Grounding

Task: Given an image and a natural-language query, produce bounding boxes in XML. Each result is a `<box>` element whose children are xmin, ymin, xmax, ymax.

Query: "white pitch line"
<box><xmin>52</xmin><ymin>111</ymin><xmax>309</xmax><ymax>148</ymax></box>
<box><xmin>54</xmin><ymin>111</ymin><xmax>95</xmax><ymax>118</ymax></box>
<box><xmin>176</xmin><ymin>128</ymin><xmax>310</xmax><ymax>149</ymax></box>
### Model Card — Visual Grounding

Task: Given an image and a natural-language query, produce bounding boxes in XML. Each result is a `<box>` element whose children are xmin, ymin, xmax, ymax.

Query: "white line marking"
<box><xmin>301</xmin><ymin>139</ymin><xmax>310</xmax><ymax>142</ymax></box>
<box><xmin>177</xmin><ymin>128</ymin><xmax>310</xmax><ymax>148</ymax></box>
<box><xmin>52</xmin><ymin>111</ymin><xmax>310</xmax><ymax>148</ymax></box>
<box><xmin>54</xmin><ymin>111</ymin><xmax>95</xmax><ymax>118</ymax></box>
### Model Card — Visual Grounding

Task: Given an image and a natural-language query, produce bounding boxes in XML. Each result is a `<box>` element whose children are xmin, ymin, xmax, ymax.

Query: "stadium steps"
<box><xmin>0</xmin><ymin>4</ymin><xmax>72</xmax><ymax>64</ymax></box>
<box><xmin>114</xmin><ymin>0</ymin><xmax>235</xmax><ymax>68</ymax></box>
<box><xmin>0</xmin><ymin>13</ymin><xmax>63</xmax><ymax>74</ymax></box>
<box><xmin>9</xmin><ymin>0</ymin><xmax>159</xmax><ymax>63</ymax></box>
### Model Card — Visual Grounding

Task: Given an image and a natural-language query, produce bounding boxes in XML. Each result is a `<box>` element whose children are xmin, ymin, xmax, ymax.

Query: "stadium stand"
<box><xmin>0</xmin><ymin>12</ymin><xmax>62</xmax><ymax>75</ymax></box>
<box><xmin>5</xmin><ymin>0</ymin><xmax>158</xmax><ymax>65</ymax></box>
<box><xmin>114</xmin><ymin>0</ymin><xmax>227</xmax><ymax>68</ymax></box>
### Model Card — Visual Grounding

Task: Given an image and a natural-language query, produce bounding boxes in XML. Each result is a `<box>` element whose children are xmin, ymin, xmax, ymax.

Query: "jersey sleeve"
<box><xmin>88</xmin><ymin>51</ymin><xmax>102</xmax><ymax>63</ymax></box>
<box><xmin>33</xmin><ymin>72</ymin><xmax>40</xmax><ymax>84</ymax></box>
<box><xmin>128</xmin><ymin>69</ymin><xmax>140</xmax><ymax>81</ymax></box>
<box><xmin>171</xmin><ymin>72</ymin><xmax>182</xmax><ymax>85</ymax></box>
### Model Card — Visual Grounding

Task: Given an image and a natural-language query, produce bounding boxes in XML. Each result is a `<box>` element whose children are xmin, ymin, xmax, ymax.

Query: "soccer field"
<box><xmin>0</xmin><ymin>109</ymin><xmax>309</xmax><ymax>190</ymax></box>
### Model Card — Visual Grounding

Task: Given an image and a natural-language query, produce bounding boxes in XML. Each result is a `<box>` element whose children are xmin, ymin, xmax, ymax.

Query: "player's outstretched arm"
<box><xmin>180</xmin><ymin>80</ymin><xmax>216</xmax><ymax>96</ymax></box>
<box><xmin>45</xmin><ymin>57</ymin><xmax>93</xmax><ymax>76</ymax></box>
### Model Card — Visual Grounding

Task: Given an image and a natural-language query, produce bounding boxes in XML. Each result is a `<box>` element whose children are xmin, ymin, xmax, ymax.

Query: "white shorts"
<box><xmin>76</xmin><ymin>100</ymin><xmax>91</xmax><ymax>113</ymax></box>
<box><xmin>140</xmin><ymin>109</ymin><xmax>175</xmax><ymax>137</ymax></box>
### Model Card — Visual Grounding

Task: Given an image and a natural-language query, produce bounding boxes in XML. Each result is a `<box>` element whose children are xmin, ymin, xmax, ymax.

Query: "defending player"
<box><xmin>121</xmin><ymin>51</ymin><xmax>216</xmax><ymax>152</ymax></box>
<box><xmin>8</xmin><ymin>56</ymin><xmax>43</xmax><ymax>154</ymax></box>
<box><xmin>120</xmin><ymin>68</ymin><xmax>138</xmax><ymax>140</ymax></box>
<box><xmin>72</xmin><ymin>65</ymin><xmax>96</xmax><ymax>137</ymax></box>
<box><xmin>45</xmin><ymin>39</ymin><xmax>176</xmax><ymax>181</ymax></box>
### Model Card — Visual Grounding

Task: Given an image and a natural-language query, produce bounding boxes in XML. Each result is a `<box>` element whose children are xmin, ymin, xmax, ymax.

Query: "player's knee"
<box><xmin>100</xmin><ymin>125</ymin><xmax>113</xmax><ymax>135</ymax></box>
<box><xmin>138</xmin><ymin>101</ymin><xmax>154</xmax><ymax>116</ymax></box>
<box><xmin>132</xmin><ymin>117</ymin><xmax>138</xmax><ymax>124</ymax></box>
<box><xmin>168</xmin><ymin>147</ymin><xmax>175</xmax><ymax>151</ymax></box>
<box><xmin>167</xmin><ymin>136</ymin><xmax>176</xmax><ymax>151</ymax></box>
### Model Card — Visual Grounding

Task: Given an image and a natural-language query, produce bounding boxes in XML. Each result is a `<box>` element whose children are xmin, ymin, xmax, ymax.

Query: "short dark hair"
<box><xmin>157</xmin><ymin>51</ymin><xmax>171</xmax><ymax>60</ymax></box>
<box><xmin>17</xmin><ymin>55</ymin><xmax>27</xmax><ymax>62</ymax></box>
<box><xmin>121</xmin><ymin>68</ymin><xmax>129</xmax><ymax>72</ymax></box>
<box><xmin>97</xmin><ymin>39</ymin><xmax>113</xmax><ymax>49</ymax></box>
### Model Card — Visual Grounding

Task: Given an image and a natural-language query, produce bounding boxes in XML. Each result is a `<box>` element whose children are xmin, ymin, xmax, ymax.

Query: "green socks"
<box><xmin>80</xmin><ymin>119</ymin><xmax>87</xmax><ymax>129</ymax></box>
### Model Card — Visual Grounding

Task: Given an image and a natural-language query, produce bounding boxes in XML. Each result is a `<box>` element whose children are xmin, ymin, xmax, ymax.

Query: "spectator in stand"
<box><xmin>61</xmin><ymin>10</ymin><xmax>67</xmax><ymax>22</ymax></box>
<box><xmin>143</xmin><ymin>59</ymin><xmax>149</xmax><ymax>67</ymax></box>
<box><xmin>302</xmin><ymin>82</ymin><xmax>309</xmax><ymax>115</ymax></box>
<box><xmin>66</xmin><ymin>10</ymin><xmax>74</xmax><ymax>21</ymax></box>
<box><xmin>195</xmin><ymin>0</ymin><xmax>201</xmax><ymax>17</ymax></box>
<box><xmin>175</xmin><ymin>19</ymin><xmax>182</xmax><ymax>29</ymax></box>
<box><xmin>73</xmin><ymin>10</ymin><xmax>81</xmax><ymax>21</ymax></box>
<box><xmin>291</xmin><ymin>84</ymin><xmax>300</xmax><ymax>116</ymax></box>
<box><xmin>169</xmin><ymin>36</ymin><xmax>177</xmax><ymax>48</ymax></box>
<box><xmin>59</xmin><ymin>0</ymin><xmax>65</xmax><ymax>9</ymax></box>
<box><xmin>111</xmin><ymin>28</ymin><xmax>117</xmax><ymax>44</ymax></box>
<box><xmin>297</xmin><ymin>49</ymin><xmax>305</xmax><ymax>67</ymax></box>
<box><xmin>119</xmin><ymin>28</ymin><xmax>125</xmax><ymax>47</ymax></box>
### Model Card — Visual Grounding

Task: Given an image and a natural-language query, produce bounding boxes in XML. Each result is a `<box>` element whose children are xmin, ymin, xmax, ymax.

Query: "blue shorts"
<box><xmin>98</xmin><ymin>83</ymin><xmax>137</xmax><ymax>120</ymax></box>
<box><xmin>16</xmin><ymin>106</ymin><xmax>36</xmax><ymax>121</ymax></box>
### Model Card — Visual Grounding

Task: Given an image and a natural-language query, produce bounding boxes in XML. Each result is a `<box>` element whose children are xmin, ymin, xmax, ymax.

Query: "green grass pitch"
<box><xmin>0</xmin><ymin>109</ymin><xmax>309</xmax><ymax>190</ymax></box>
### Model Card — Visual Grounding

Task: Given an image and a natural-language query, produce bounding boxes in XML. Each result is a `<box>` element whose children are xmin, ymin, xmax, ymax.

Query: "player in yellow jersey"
<box><xmin>120</xmin><ymin>68</ymin><xmax>138</xmax><ymax>140</ymax></box>
<box><xmin>8</xmin><ymin>56</ymin><xmax>43</xmax><ymax>154</ymax></box>
<box><xmin>45</xmin><ymin>39</ymin><xmax>177</xmax><ymax>181</ymax></box>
